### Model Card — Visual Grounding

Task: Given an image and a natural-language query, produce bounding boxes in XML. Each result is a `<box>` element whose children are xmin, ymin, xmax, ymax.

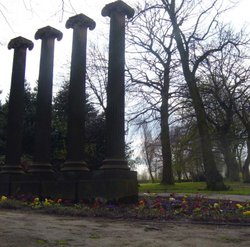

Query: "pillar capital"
<box><xmin>8</xmin><ymin>36</ymin><xmax>34</xmax><ymax>50</ymax></box>
<box><xmin>102</xmin><ymin>0</ymin><xmax>134</xmax><ymax>19</ymax></box>
<box><xmin>35</xmin><ymin>26</ymin><xmax>63</xmax><ymax>41</ymax></box>
<box><xmin>66</xmin><ymin>13</ymin><xmax>96</xmax><ymax>30</ymax></box>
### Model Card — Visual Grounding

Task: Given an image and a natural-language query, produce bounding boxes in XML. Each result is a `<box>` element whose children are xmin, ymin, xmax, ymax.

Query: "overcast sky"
<box><xmin>0</xmin><ymin>0</ymin><xmax>249</xmax><ymax>102</ymax></box>
<box><xmin>0</xmin><ymin>0</ymin><xmax>136</xmax><ymax>101</ymax></box>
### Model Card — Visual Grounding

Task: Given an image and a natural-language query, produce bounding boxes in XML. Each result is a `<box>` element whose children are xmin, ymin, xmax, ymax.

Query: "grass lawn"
<box><xmin>139</xmin><ymin>181</ymin><xmax>250</xmax><ymax>195</ymax></box>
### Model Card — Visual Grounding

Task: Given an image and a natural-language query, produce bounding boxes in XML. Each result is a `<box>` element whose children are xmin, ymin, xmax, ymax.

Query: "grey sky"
<box><xmin>0</xmin><ymin>0</ymin><xmax>249</xmax><ymax>101</ymax></box>
<box><xmin>0</xmin><ymin>0</ymin><xmax>136</xmax><ymax>100</ymax></box>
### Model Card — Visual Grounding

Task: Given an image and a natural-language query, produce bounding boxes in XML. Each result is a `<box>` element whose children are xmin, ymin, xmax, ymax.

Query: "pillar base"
<box><xmin>91</xmin><ymin>169</ymin><xmax>138</xmax><ymax>202</ymax></box>
<box><xmin>61</xmin><ymin>160</ymin><xmax>89</xmax><ymax>172</ymax></box>
<box><xmin>0</xmin><ymin>170</ymin><xmax>138</xmax><ymax>203</ymax></box>
<box><xmin>101</xmin><ymin>158</ymin><xmax>130</xmax><ymax>170</ymax></box>
<box><xmin>28</xmin><ymin>163</ymin><xmax>54</xmax><ymax>173</ymax></box>
<box><xmin>0</xmin><ymin>165</ymin><xmax>24</xmax><ymax>174</ymax></box>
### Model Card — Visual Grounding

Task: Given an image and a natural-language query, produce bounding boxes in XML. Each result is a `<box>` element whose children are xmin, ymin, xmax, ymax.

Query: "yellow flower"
<box><xmin>182</xmin><ymin>200</ymin><xmax>187</xmax><ymax>205</ymax></box>
<box><xmin>194</xmin><ymin>207</ymin><xmax>201</xmax><ymax>213</ymax></box>
<box><xmin>34</xmin><ymin>197</ymin><xmax>40</xmax><ymax>202</ymax></box>
<box><xmin>243</xmin><ymin>211</ymin><xmax>250</xmax><ymax>216</ymax></box>
<box><xmin>214</xmin><ymin>203</ymin><xmax>220</xmax><ymax>208</ymax></box>
<box><xmin>44</xmin><ymin>198</ymin><xmax>53</xmax><ymax>206</ymax></box>
<box><xmin>32</xmin><ymin>197</ymin><xmax>41</xmax><ymax>208</ymax></box>
<box><xmin>236</xmin><ymin>203</ymin><xmax>243</xmax><ymax>209</ymax></box>
<box><xmin>1</xmin><ymin>195</ymin><xmax>7</xmax><ymax>201</ymax></box>
<box><xmin>44</xmin><ymin>198</ymin><xmax>50</xmax><ymax>206</ymax></box>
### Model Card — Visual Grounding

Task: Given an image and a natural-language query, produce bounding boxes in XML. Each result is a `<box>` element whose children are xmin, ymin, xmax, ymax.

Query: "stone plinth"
<box><xmin>0</xmin><ymin>170</ymin><xmax>138</xmax><ymax>203</ymax></box>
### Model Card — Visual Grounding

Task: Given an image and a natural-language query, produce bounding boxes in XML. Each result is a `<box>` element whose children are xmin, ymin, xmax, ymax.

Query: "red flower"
<box><xmin>57</xmin><ymin>198</ymin><xmax>63</xmax><ymax>204</ymax></box>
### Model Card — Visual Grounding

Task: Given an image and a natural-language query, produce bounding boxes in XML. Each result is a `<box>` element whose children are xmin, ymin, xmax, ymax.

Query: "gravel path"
<box><xmin>0</xmin><ymin>210</ymin><xmax>250</xmax><ymax>247</ymax></box>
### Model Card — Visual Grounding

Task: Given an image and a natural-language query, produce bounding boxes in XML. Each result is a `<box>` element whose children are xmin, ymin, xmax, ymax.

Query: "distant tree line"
<box><xmin>0</xmin><ymin>82</ymin><xmax>106</xmax><ymax>171</ymax></box>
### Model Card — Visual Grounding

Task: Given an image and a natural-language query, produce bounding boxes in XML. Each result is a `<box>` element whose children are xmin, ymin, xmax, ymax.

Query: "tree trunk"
<box><xmin>148</xmin><ymin>164</ymin><xmax>155</xmax><ymax>183</ymax></box>
<box><xmin>177</xmin><ymin>171</ymin><xmax>182</xmax><ymax>183</ymax></box>
<box><xmin>160</xmin><ymin>89</ymin><xmax>174</xmax><ymax>185</ymax></box>
<box><xmin>243</xmin><ymin>134</ymin><xmax>250</xmax><ymax>182</ymax></box>
<box><xmin>186</xmin><ymin>75</ymin><xmax>227</xmax><ymax>190</ymax></box>
<box><xmin>219</xmin><ymin>134</ymin><xmax>240</xmax><ymax>182</ymax></box>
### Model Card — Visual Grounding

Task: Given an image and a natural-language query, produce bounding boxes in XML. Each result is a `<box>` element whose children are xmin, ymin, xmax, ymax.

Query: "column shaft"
<box><xmin>106</xmin><ymin>12</ymin><xmax>126</xmax><ymax>159</ymax></box>
<box><xmin>1</xmin><ymin>37</ymin><xmax>33</xmax><ymax>174</ymax></box>
<box><xmin>67</xmin><ymin>26</ymin><xmax>87</xmax><ymax>162</ymax></box>
<box><xmin>101</xmin><ymin>1</ymin><xmax>134</xmax><ymax>169</ymax></box>
<box><xmin>29</xmin><ymin>26</ymin><xmax>62</xmax><ymax>173</ymax></box>
<box><xmin>61</xmin><ymin>14</ymin><xmax>95</xmax><ymax>172</ymax></box>
<box><xmin>33</xmin><ymin>38</ymin><xmax>55</xmax><ymax>163</ymax></box>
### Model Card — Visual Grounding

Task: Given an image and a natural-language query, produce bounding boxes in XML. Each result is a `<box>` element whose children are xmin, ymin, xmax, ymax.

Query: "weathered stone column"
<box><xmin>61</xmin><ymin>14</ymin><xmax>95</xmax><ymax>172</ymax></box>
<box><xmin>29</xmin><ymin>26</ymin><xmax>62</xmax><ymax>173</ymax></box>
<box><xmin>1</xmin><ymin>37</ymin><xmax>33</xmax><ymax>174</ymax></box>
<box><xmin>101</xmin><ymin>1</ymin><xmax>134</xmax><ymax>169</ymax></box>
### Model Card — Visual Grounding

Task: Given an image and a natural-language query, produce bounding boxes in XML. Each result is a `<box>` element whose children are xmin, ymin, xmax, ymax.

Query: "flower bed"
<box><xmin>1</xmin><ymin>194</ymin><xmax>250</xmax><ymax>224</ymax></box>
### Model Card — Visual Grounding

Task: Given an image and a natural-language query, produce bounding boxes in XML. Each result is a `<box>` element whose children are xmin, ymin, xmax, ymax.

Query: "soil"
<box><xmin>0</xmin><ymin>210</ymin><xmax>250</xmax><ymax>247</ymax></box>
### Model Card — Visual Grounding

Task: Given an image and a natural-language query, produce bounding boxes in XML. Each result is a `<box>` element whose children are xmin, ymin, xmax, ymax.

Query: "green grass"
<box><xmin>220</xmin><ymin>236</ymin><xmax>243</xmax><ymax>243</ymax></box>
<box><xmin>139</xmin><ymin>181</ymin><xmax>250</xmax><ymax>195</ymax></box>
<box><xmin>36</xmin><ymin>239</ymin><xmax>48</xmax><ymax>245</ymax></box>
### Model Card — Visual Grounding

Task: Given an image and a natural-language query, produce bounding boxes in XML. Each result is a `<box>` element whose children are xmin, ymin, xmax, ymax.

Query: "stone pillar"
<box><xmin>1</xmin><ymin>37</ymin><xmax>33</xmax><ymax>174</ymax></box>
<box><xmin>29</xmin><ymin>26</ymin><xmax>62</xmax><ymax>173</ymax></box>
<box><xmin>61</xmin><ymin>14</ymin><xmax>95</xmax><ymax>172</ymax></box>
<box><xmin>101</xmin><ymin>1</ymin><xmax>134</xmax><ymax>169</ymax></box>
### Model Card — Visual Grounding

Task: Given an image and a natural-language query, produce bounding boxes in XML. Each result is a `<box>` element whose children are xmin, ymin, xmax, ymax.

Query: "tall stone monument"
<box><xmin>29</xmin><ymin>26</ymin><xmax>62</xmax><ymax>174</ymax></box>
<box><xmin>101</xmin><ymin>0</ymin><xmax>134</xmax><ymax>169</ymax></box>
<box><xmin>0</xmin><ymin>2</ymin><xmax>138</xmax><ymax>202</ymax></box>
<box><xmin>92</xmin><ymin>0</ymin><xmax>138</xmax><ymax>202</ymax></box>
<box><xmin>61</xmin><ymin>14</ymin><xmax>96</xmax><ymax>173</ymax></box>
<box><xmin>1</xmin><ymin>37</ymin><xmax>33</xmax><ymax>174</ymax></box>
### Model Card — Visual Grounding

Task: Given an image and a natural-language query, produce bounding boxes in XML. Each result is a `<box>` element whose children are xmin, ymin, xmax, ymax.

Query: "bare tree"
<box><xmin>199</xmin><ymin>40</ymin><xmax>247</xmax><ymax>181</ymax></box>
<box><xmin>86</xmin><ymin>42</ymin><xmax>108</xmax><ymax>113</ymax></box>
<box><xmin>160</xmin><ymin>0</ymin><xmax>245</xmax><ymax>190</ymax></box>
<box><xmin>140</xmin><ymin>123</ymin><xmax>161</xmax><ymax>182</ymax></box>
<box><xmin>232</xmin><ymin>66</ymin><xmax>250</xmax><ymax>182</ymax></box>
<box><xmin>197</xmin><ymin>30</ymin><xmax>250</xmax><ymax>182</ymax></box>
<box><xmin>127</xmin><ymin>0</ymin><xmax>182</xmax><ymax>184</ymax></box>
